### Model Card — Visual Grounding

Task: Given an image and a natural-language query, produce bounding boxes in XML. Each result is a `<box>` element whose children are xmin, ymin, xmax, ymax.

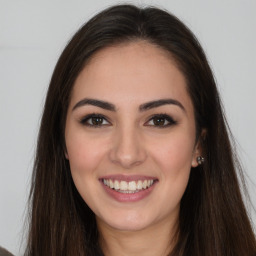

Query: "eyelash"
<box><xmin>79</xmin><ymin>113</ymin><xmax>177</xmax><ymax>128</ymax></box>
<box><xmin>80</xmin><ymin>113</ymin><xmax>110</xmax><ymax>127</ymax></box>
<box><xmin>145</xmin><ymin>114</ymin><xmax>177</xmax><ymax>128</ymax></box>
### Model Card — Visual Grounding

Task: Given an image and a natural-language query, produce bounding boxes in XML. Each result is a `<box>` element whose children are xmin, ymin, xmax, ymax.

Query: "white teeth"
<box><xmin>114</xmin><ymin>180</ymin><xmax>120</xmax><ymax>190</ymax></box>
<box><xmin>103</xmin><ymin>178</ymin><xmax>155</xmax><ymax>192</ymax></box>
<box><xmin>120</xmin><ymin>181</ymin><xmax>128</xmax><ymax>190</ymax></box>
<box><xmin>137</xmin><ymin>180</ymin><xmax>142</xmax><ymax>189</ymax></box>
<box><xmin>142</xmin><ymin>180</ymin><xmax>147</xmax><ymax>189</ymax></box>
<box><xmin>109</xmin><ymin>179</ymin><xmax>114</xmax><ymax>189</ymax></box>
<box><xmin>128</xmin><ymin>181</ymin><xmax>136</xmax><ymax>191</ymax></box>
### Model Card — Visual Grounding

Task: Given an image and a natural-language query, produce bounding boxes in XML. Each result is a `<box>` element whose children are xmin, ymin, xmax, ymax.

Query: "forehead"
<box><xmin>70</xmin><ymin>41</ymin><xmax>193</xmax><ymax>113</ymax></box>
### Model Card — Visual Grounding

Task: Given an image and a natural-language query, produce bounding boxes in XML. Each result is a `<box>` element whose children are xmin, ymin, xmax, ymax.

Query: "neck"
<box><xmin>97</xmin><ymin>217</ymin><xmax>178</xmax><ymax>256</ymax></box>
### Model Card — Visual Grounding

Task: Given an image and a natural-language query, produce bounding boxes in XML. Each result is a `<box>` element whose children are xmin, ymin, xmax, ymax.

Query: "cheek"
<box><xmin>156</xmin><ymin>134</ymin><xmax>194</xmax><ymax>206</ymax></box>
<box><xmin>151</xmin><ymin>132</ymin><xmax>195</xmax><ymax>175</ymax></box>
<box><xmin>66</xmin><ymin>133</ymin><xmax>106</xmax><ymax>177</ymax></box>
<box><xmin>141</xmin><ymin>132</ymin><xmax>194</xmax><ymax>220</ymax></box>
<box><xmin>65</xmin><ymin>135</ymin><xmax>107</xmax><ymax>205</ymax></box>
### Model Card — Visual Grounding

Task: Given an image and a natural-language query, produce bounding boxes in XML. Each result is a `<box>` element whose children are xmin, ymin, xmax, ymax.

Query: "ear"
<box><xmin>64</xmin><ymin>144</ymin><xmax>69</xmax><ymax>160</ymax></box>
<box><xmin>191</xmin><ymin>129</ymin><xmax>206</xmax><ymax>167</ymax></box>
<box><xmin>191</xmin><ymin>143</ymin><xmax>201</xmax><ymax>167</ymax></box>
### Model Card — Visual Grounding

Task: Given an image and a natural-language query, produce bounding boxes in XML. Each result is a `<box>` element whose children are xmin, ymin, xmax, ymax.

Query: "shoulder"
<box><xmin>0</xmin><ymin>246</ymin><xmax>14</xmax><ymax>256</ymax></box>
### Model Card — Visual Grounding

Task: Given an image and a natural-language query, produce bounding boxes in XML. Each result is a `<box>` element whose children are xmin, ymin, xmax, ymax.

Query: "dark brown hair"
<box><xmin>25</xmin><ymin>4</ymin><xmax>256</xmax><ymax>256</ymax></box>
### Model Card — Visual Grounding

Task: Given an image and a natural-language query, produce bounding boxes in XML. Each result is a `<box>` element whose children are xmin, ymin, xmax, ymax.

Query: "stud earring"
<box><xmin>197</xmin><ymin>156</ymin><xmax>205</xmax><ymax>165</ymax></box>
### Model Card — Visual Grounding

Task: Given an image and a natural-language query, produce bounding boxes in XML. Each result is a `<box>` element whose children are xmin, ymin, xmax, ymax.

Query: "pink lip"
<box><xmin>99</xmin><ymin>175</ymin><xmax>158</xmax><ymax>203</ymax></box>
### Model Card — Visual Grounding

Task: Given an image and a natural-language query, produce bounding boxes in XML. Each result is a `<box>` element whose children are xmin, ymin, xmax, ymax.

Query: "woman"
<box><xmin>25</xmin><ymin>4</ymin><xmax>256</xmax><ymax>256</ymax></box>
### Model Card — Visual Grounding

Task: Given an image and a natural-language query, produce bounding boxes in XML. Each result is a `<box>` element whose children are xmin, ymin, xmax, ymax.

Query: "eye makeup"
<box><xmin>145</xmin><ymin>113</ymin><xmax>177</xmax><ymax>128</ymax></box>
<box><xmin>79</xmin><ymin>113</ymin><xmax>111</xmax><ymax>127</ymax></box>
<box><xmin>79</xmin><ymin>112</ymin><xmax>177</xmax><ymax>129</ymax></box>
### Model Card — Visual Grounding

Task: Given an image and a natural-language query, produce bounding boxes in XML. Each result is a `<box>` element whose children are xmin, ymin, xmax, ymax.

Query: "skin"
<box><xmin>65</xmin><ymin>41</ymin><xmax>201</xmax><ymax>256</ymax></box>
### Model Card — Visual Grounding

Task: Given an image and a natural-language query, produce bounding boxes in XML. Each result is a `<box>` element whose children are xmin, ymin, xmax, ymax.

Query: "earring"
<box><xmin>197</xmin><ymin>156</ymin><xmax>205</xmax><ymax>165</ymax></box>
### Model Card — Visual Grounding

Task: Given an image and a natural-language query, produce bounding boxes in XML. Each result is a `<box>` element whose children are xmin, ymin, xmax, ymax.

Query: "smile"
<box><xmin>102</xmin><ymin>179</ymin><xmax>156</xmax><ymax>193</ymax></box>
<box><xmin>100</xmin><ymin>175</ymin><xmax>158</xmax><ymax>202</ymax></box>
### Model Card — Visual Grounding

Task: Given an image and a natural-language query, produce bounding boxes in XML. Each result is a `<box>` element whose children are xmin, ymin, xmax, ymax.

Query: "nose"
<box><xmin>109</xmin><ymin>125</ymin><xmax>147</xmax><ymax>169</ymax></box>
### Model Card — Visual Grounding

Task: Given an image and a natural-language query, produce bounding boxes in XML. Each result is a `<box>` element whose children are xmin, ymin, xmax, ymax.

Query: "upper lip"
<box><xmin>99</xmin><ymin>174</ymin><xmax>158</xmax><ymax>182</ymax></box>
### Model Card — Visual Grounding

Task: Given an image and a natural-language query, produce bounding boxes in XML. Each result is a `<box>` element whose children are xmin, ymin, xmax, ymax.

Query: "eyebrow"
<box><xmin>139</xmin><ymin>99</ymin><xmax>185</xmax><ymax>112</ymax></box>
<box><xmin>72</xmin><ymin>98</ymin><xmax>185</xmax><ymax>112</ymax></box>
<box><xmin>72</xmin><ymin>98</ymin><xmax>116</xmax><ymax>111</ymax></box>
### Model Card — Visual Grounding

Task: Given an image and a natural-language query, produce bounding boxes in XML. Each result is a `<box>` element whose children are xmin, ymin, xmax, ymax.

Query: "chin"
<box><xmin>96</xmin><ymin>211</ymin><xmax>153</xmax><ymax>232</ymax></box>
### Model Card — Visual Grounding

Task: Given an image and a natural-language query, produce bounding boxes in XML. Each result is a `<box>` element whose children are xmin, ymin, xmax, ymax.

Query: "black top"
<box><xmin>0</xmin><ymin>246</ymin><xmax>14</xmax><ymax>256</ymax></box>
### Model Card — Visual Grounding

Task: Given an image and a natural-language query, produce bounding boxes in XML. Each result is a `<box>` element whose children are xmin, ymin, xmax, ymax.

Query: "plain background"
<box><xmin>0</xmin><ymin>0</ymin><xmax>255</xmax><ymax>254</ymax></box>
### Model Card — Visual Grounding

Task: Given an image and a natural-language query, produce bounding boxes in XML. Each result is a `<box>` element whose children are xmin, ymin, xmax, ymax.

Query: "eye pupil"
<box><xmin>153</xmin><ymin>117</ymin><xmax>165</xmax><ymax>126</ymax></box>
<box><xmin>92</xmin><ymin>117</ymin><xmax>103</xmax><ymax>125</ymax></box>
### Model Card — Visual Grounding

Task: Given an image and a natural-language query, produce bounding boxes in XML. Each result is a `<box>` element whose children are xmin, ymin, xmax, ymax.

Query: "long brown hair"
<box><xmin>25</xmin><ymin>4</ymin><xmax>256</xmax><ymax>256</ymax></box>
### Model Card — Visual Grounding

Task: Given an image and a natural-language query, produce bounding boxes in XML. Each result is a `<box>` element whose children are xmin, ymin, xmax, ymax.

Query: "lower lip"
<box><xmin>101</xmin><ymin>182</ymin><xmax>157</xmax><ymax>202</ymax></box>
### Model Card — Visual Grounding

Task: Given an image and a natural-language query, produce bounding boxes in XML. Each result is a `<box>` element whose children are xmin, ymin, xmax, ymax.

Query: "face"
<box><xmin>65</xmin><ymin>41</ymin><xmax>201</xmax><ymax>232</ymax></box>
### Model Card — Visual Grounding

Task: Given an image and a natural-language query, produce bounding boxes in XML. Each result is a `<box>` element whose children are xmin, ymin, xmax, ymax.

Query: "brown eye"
<box><xmin>80</xmin><ymin>114</ymin><xmax>110</xmax><ymax>127</ymax></box>
<box><xmin>91</xmin><ymin>116</ymin><xmax>104</xmax><ymax>125</ymax></box>
<box><xmin>145</xmin><ymin>114</ymin><xmax>177</xmax><ymax>128</ymax></box>
<box><xmin>152</xmin><ymin>117</ymin><xmax>166</xmax><ymax>126</ymax></box>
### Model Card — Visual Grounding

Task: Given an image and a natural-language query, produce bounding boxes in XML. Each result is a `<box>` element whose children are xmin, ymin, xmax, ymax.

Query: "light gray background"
<box><xmin>0</xmin><ymin>0</ymin><xmax>255</xmax><ymax>255</ymax></box>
